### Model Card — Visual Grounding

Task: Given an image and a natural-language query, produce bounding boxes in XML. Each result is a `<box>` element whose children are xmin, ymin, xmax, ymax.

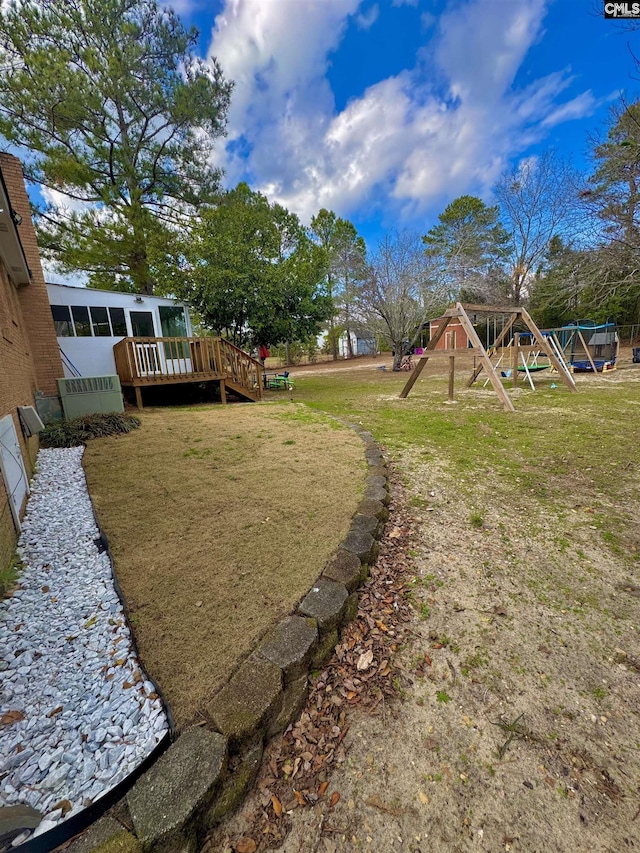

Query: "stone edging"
<box><xmin>65</xmin><ymin>421</ymin><xmax>389</xmax><ymax>853</ymax></box>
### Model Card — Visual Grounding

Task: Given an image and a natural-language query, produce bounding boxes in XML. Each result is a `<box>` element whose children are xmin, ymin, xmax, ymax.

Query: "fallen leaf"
<box><xmin>47</xmin><ymin>706</ymin><xmax>63</xmax><ymax>718</ymax></box>
<box><xmin>1</xmin><ymin>710</ymin><xmax>25</xmax><ymax>726</ymax></box>
<box><xmin>235</xmin><ymin>838</ymin><xmax>257</xmax><ymax>853</ymax></box>
<box><xmin>365</xmin><ymin>794</ymin><xmax>407</xmax><ymax>817</ymax></box>
<box><xmin>329</xmin><ymin>791</ymin><xmax>340</xmax><ymax>808</ymax></box>
<box><xmin>389</xmin><ymin>527</ymin><xmax>402</xmax><ymax>538</ymax></box>
<box><xmin>41</xmin><ymin>586</ymin><xmax>49</xmax><ymax>593</ymax></box>
<box><xmin>271</xmin><ymin>794</ymin><xmax>282</xmax><ymax>817</ymax></box>
<box><xmin>318</xmin><ymin>781</ymin><xmax>329</xmax><ymax>797</ymax></box>
<box><xmin>357</xmin><ymin>650</ymin><xmax>374</xmax><ymax>671</ymax></box>
<box><xmin>195</xmin><ymin>600</ymin><xmax>203</xmax><ymax>607</ymax></box>
<box><xmin>53</xmin><ymin>799</ymin><xmax>72</xmax><ymax>816</ymax></box>
<box><xmin>418</xmin><ymin>790</ymin><xmax>430</xmax><ymax>805</ymax></box>
<box><xmin>294</xmin><ymin>790</ymin><xmax>306</xmax><ymax>806</ymax></box>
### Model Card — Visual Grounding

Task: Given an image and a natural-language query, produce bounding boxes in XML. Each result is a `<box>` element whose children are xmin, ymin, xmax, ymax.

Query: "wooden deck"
<box><xmin>113</xmin><ymin>336</ymin><xmax>263</xmax><ymax>407</ymax></box>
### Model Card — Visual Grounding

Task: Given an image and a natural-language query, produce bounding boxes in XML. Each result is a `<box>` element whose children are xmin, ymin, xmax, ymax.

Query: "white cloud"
<box><xmin>356</xmin><ymin>3</ymin><xmax>379</xmax><ymax>30</ymax></box>
<box><xmin>42</xmin><ymin>262</ymin><xmax>88</xmax><ymax>288</ymax></box>
<box><xmin>541</xmin><ymin>90</ymin><xmax>598</xmax><ymax>127</ymax></box>
<box><xmin>40</xmin><ymin>186</ymin><xmax>94</xmax><ymax>215</ymax></box>
<box><xmin>421</xmin><ymin>11</ymin><xmax>436</xmax><ymax>29</ymax></box>
<box><xmin>206</xmin><ymin>0</ymin><xmax>597</xmax><ymax>230</ymax></box>
<box><xmin>164</xmin><ymin>0</ymin><xmax>201</xmax><ymax>15</ymax></box>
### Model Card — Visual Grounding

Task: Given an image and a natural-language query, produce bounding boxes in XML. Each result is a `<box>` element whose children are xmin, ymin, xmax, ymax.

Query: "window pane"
<box><xmin>71</xmin><ymin>305</ymin><xmax>91</xmax><ymax>337</ymax></box>
<box><xmin>159</xmin><ymin>305</ymin><xmax>188</xmax><ymax>357</ymax></box>
<box><xmin>109</xmin><ymin>307</ymin><xmax>127</xmax><ymax>336</ymax></box>
<box><xmin>130</xmin><ymin>311</ymin><xmax>154</xmax><ymax>337</ymax></box>
<box><xmin>159</xmin><ymin>305</ymin><xmax>187</xmax><ymax>337</ymax></box>
<box><xmin>90</xmin><ymin>306</ymin><xmax>111</xmax><ymax>337</ymax></box>
<box><xmin>51</xmin><ymin>305</ymin><xmax>73</xmax><ymax>336</ymax></box>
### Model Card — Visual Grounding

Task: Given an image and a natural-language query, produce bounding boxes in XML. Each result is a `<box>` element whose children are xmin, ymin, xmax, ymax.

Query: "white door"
<box><xmin>0</xmin><ymin>415</ymin><xmax>29</xmax><ymax>530</ymax></box>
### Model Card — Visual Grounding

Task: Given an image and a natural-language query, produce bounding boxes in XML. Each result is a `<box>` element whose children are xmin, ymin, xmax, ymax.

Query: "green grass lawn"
<box><xmin>293</xmin><ymin>362</ymin><xmax>640</xmax><ymax>545</ymax></box>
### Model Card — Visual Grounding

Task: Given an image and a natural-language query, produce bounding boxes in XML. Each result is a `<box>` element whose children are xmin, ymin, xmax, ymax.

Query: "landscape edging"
<box><xmin>63</xmin><ymin>419</ymin><xmax>389</xmax><ymax>853</ymax></box>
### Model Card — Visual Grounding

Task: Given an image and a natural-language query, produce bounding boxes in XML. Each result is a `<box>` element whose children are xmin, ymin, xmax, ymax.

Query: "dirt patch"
<box><xmin>304</xmin><ymin>447</ymin><xmax>640</xmax><ymax>853</ymax></box>
<box><xmin>83</xmin><ymin>403</ymin><xmax>366</xmax><ymax>729</ymax></box>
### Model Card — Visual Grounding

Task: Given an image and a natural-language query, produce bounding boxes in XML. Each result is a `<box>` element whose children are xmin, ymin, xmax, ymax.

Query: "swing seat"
<box><xmin>517</xmin><ymin>364</ymin><xmax>550</xmax><ymax>373</ymax></box>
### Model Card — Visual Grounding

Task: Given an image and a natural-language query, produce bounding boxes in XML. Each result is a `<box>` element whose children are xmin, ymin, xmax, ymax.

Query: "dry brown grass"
<box><xmin>83</xmin><ymin>403</ymin><xmax>365</xmax><ymax>729</ymax></box>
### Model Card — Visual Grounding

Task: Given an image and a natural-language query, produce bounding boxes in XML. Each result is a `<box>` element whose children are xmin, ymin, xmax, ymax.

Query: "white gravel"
<box><xmin>0</xmin><ymin>448</ymin><xmax>169</xmax><ymax>842</ymax></box>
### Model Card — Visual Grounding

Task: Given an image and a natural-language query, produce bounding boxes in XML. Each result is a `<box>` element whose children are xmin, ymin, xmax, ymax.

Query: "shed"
<box><xmin>428</xmin><ymin>316</ymin><xmax>471</xmax><ymax>350</ymax></box>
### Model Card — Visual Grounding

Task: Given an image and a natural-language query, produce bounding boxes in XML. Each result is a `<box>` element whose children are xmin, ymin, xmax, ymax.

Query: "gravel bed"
<box><xmin>0</xmin><ymin>448</ymin><xmax>168</xmax><ymax>844</ymax></box>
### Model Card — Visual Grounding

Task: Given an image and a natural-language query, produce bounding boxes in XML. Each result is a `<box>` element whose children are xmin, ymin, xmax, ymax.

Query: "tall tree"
<box><xmin>583</xmin><ymin>100</ymin><xmax>640</xmax><ymax>287</ymax></box>
<box><xmin>359</xmin><ymin>230</ymin><xmax>447</xmax><ymax>371</ymax></box>
<box><xmin>330</xmin><ymin>220</ymin><xmax>367</xmax><ymax>358</ymax></box>
<box><xmin>530</xmin><ymin>101</ymin><xmax>640</xmax><ymax>326</ymax></box>
<box><xmin>310</xmin><ymin>210</ymin><xmax>366</xmax><ymax>360</ymax></box>
<box><xmin>180</xmin><ymin>183</ymin><xmax>330</xmax><ymax>349</ymax></box>
<box><xmin>494</xmin><ymin>152</ymin><xmax>581</xmax><ymax>304</ymax></box>
<box><xmin>422</xmin><ymin>195</ymin><xmax>511</xmax><ymax>303</ymax></box>
<box><xmin>0</xmin><ymin>0</ymin><xmax>232</xmax><ymax>293</ymax></box>
<box><xmin>528</xmin><ymin>236</ymin><xmax>587</xmax><ymax>328</ymax></box>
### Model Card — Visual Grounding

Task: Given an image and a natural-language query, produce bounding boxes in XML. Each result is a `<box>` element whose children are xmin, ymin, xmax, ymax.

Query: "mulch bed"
<box><xmin>204</xmin><ymin>467</ymin><xmax>415</xmax><ymax>853</ymax></box>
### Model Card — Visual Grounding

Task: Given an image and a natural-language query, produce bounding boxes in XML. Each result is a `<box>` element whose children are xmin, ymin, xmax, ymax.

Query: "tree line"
<box><xmin>1</xmin><ymin>0</ymin><xmax>638</xmax><ymax>369</ymax></box>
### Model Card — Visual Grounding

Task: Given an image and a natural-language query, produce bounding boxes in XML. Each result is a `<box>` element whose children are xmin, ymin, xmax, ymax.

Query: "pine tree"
<box><xmin>0</xmin><ymin>0</ymin><xmax>232</xmax><ymax>293</ymax></box>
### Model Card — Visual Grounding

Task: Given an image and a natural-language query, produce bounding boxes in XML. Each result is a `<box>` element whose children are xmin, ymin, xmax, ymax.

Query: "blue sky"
<box><xmin>165</xmin><ymin>0</ymin><xmax>636</xmax><ymax>251</ymax></box>
<box><xmin>37</xmin><ymin>0</ymin><xmax>638</xmax><ymax>287</ymax></box>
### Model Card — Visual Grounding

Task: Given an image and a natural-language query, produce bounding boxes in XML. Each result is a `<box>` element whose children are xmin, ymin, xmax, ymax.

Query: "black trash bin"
<box><xmin>633</xmin><ymin>347</ymin><xmax>640</xmax><ymax>364</ymax></box>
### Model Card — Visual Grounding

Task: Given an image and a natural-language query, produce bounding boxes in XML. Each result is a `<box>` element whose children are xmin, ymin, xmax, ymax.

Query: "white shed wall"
<box><xmin>46</xmin><ymin>283</ymin><xmax>192</xmax><ymax>378</ymax></box>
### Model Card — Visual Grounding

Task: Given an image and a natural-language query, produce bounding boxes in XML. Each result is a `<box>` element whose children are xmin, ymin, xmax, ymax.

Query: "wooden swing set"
<box><xmin>399</xmin><ymin>303</ymin><xmax>577</xmax><ymax>413</ymax></box>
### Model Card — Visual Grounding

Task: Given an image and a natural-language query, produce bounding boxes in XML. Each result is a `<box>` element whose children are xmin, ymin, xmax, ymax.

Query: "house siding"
<box><xmin>47</xmin><ymin>283</ymin><xmax>193</xmax><ymax>377</ymax></box>
<box><xmin>0</xmin><ymin>153</ymin><xmax>63</xmax><ymax>572</ymax></box>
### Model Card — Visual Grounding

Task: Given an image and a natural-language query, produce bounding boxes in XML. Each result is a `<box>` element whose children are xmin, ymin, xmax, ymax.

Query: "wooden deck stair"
<box><xmin>113</xmin><ymin>336</ymin><xmax>263</xmax><ymax>407</ymax></box>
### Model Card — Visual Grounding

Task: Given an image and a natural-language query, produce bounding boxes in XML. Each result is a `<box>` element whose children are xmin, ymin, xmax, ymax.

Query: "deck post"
<box><xmin>220</xmin><ymin>379</ymin><xmax>227</xmax><ymax>405</ymax></box>
<box><xmin>134</xmin><ymin>386</ymin><xmax>143</xmax><ymax>410</ymax></box>
<box><xmin>448</xmin><ymin>356</ymin><xmax>455</xmax><ymax>402</ymax></box>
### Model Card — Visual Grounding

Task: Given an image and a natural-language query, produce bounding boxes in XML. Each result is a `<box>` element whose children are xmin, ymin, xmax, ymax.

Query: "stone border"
<box><xmin>61</xmin><ymin>421</ymin><xmax>389</xmax><ymax>853</ymax></box>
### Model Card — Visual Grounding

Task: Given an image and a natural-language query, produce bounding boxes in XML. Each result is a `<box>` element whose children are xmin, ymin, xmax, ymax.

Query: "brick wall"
<box><xmin>0</xmin><ymin>153</ymin><xmax>62</xmax><ymax>395</ymax></box>
<box><xmin>0</xmin><ymin>153</ymin><xmax>63</xmax><ymax>572</ymax></box>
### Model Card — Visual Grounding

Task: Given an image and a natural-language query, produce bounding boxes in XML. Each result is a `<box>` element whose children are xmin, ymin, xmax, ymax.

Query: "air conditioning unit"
<box><xmin>18</xmin><ymin>406</ymin><xmax>45</xmax><ymax>436</ymax></box>
<box><xmin>57</xmin><ymin>375</ymin><xmax>125</xmax><ymax>419</ymax></box>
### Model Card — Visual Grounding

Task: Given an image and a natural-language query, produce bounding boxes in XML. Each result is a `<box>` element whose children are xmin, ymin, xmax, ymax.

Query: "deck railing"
<box><xmin>218</xmin><ymin>337</ymin><xmax>263</xmax><ymax>394</ymax></box>
<box><xmin>113</xmin><ymin>336</ymin><xmax>263</xmax><ymax>399</ymax></box>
